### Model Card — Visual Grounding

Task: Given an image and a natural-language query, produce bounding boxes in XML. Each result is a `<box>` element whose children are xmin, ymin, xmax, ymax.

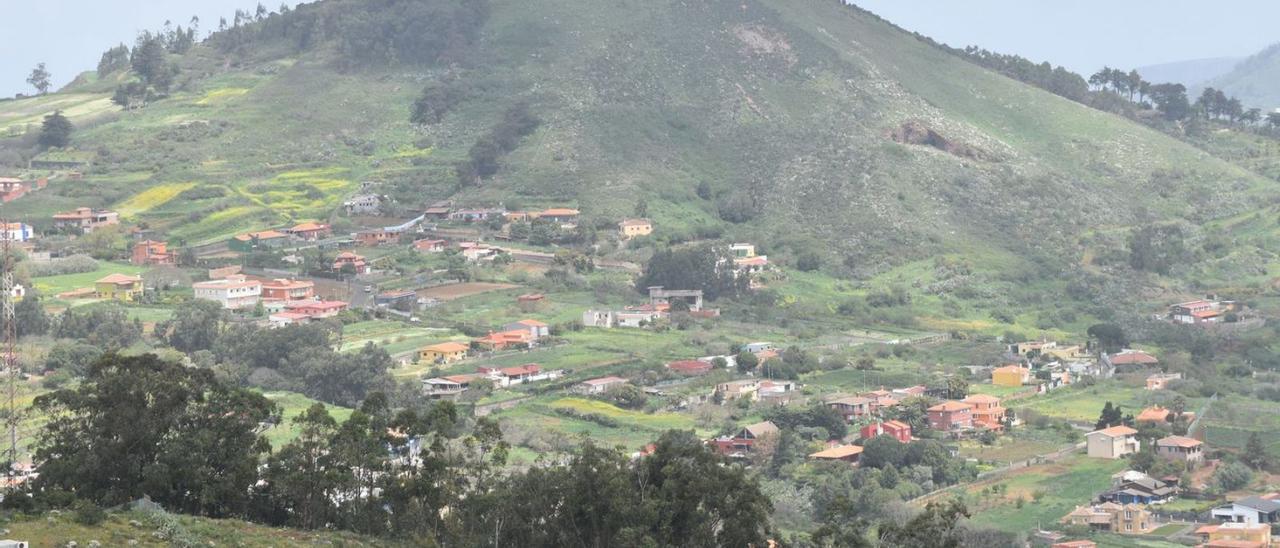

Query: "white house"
<box><xmin>0</xmin><ymin>223</ymin><xmax>34</xmax><ymax>242</ymax></box>
<box><xmin>1086</xmin><ymin>425</ymin><xmax>1140</xmax><ymax>459</ymax></box>
<box><xmin>1212</xmin><ymin>495</ymin><xmax>1280</xmax><ymax>525</ymax></box>
<box><xmin>343</xmin><ymin>193</ymin><xmax>383</xmax><ymax>215</ymax></box>
<box><xmin>193</xmin><ymin>275</ymin><xmax>262</xmax><ymax>310</ymax></box>
<box><xmin>575</xmin><ymin>376</ymin><xmax>629</xmax><ymax>395</ymax></box>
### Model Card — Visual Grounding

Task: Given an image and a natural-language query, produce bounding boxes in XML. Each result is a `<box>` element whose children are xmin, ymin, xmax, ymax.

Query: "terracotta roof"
<box><xmin>96</xmin><ymin>273</ymin><xmax>141</xmax><ymax>285</ymax></box>
<box><xmin>541</xmin><ymin>208</ymin><xmax>580</xmax><ymax>216</ymax></box>
<box><xmin>514</xmin><ymin>319</ymin><xmax>548</xmax><ymax>327</ymax></box>
<box><xmin>233</xmin><ymin>230</ymin><xmax>288</xmax><ymax>241</ymax></box>
<box><xmin>284</xmin><ymin>300</ymin><xmax>348</xmax><ymax>311</ymax></box>
<box><xmin>1109</xmin><ymin>350</ymin><xmax>1159</xmax><ymax>365</ymax></box>
<box><xmin>1136</xmin><ymin>406</ymin><xmax>1174</xmax><ymax>423</ymax></box>
<box><xmin>619</xmin><ymin>218</ymin><xmax>651</xmax><ymax>227</ymax></box>
<box><xmin>261</xmin><ymin>278</ymin><xmax>314</xmax><ymax>290</ymax></box>
<box><xmin>1090</xmin><ymin>425</ymin><xmax>1138</xmax><ymax>437</ymax></box>
<box><xmin>829</xmin><ymin>396</ymin><xmax>871</xmax><ymax>406</ymax></box>
<box><xmin>423</xmin><ymin>342</ymin><xmax>469</xmax><ymax>353</ymax></box>
<box><xmin>929</xmin><ymin>401</ymin><xmax>972</xmax><ymax>412</ymax></box>
<box><xmin>1157</xmin><ymin>435</ymin><xmax>1202</xmax><ymax>448</ymax></box>
<box><xmin>667</xmin><ymin>360</ymin><xmax>711</xmax><ymax>373</ymax></box>
<box><xmin>497</xmin><ymin>364</ymin><xmax>541</xmax><ymax>377</ymax></box>
<box><xmin>810</xmin><ymin>445</ymin><xmax>864</xmax><ymax>459</ymax></box>
<box><xmin>1191</xmin><ymin>309</ymin><xmax>1222</xmax><ymax>318</ymax></box>
<box><xmin>883</xmin><ymin>420</ymin><xmax>911</xmax><ymax>430</ymax></box>
<box><xmin>288</xmin><ymin>222</ymin><xmax>328</xmax><ymax>232</ymax></box>
<box><xmin>963</xmin><ymin>394</ymin><xmax>1001</xmax><ymax>404</ymax></box>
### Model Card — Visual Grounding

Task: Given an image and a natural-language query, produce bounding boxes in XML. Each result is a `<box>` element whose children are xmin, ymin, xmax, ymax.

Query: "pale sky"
<box><xmin>0</xmin><ymin>0</ymin><xmax>302</xmax><ymax>98</ymax></box>
<box><xmin>4</xmin><ymin>1</ymin><xmax>1280</xmax><ymax>98</ymax></box>
<box><xmin>853</xmin><ymin>0</ymin><xmax>1280</xmax><ymax>75</ymax></box>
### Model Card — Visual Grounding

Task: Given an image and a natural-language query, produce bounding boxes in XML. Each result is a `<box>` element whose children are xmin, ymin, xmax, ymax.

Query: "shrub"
<box><xmin>72</xmin><ymin>499</ymin><xmax>106</xmax><ymax>525</ymax></box>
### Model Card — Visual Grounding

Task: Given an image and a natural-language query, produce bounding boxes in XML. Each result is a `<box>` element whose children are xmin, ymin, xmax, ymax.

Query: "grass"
<box><xmin>1014</xmin><ymin>380</ymin><xmax>1151</xmax><ymax>424</ymax></box>
<box><xmin>963</xmin><ymin>454</ymin><xmax>1127</xmax><ymax>533</ymax></box>
<box><xmin>31</xmin><ymin>262</ymin><xmax>144</xmax><ymax>296</ymax></box>
<box><xmin>260</xmin><ymin>390</ymin><xmax>353</xmax><ymax>449</ymax></box>
<box><xmin>0</xmin><ymin>510</ymin><xmax>401</xmax><ymax>547</ymax></box>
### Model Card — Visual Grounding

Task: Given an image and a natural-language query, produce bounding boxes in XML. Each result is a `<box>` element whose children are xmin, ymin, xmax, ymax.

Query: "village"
<box><xmin>0</xmin><ymin>169</ymin><xmax>1275</xmax><ymax>548</ymax></box>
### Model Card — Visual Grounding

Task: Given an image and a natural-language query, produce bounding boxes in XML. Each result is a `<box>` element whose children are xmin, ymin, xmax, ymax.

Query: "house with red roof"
<box><xmin>1170</xmin><ymin>300</ymin><xmax>1228</xmax><ymax>325</ymax></box>
<box><xmin>1086</xmin><ymin>425</ymin><xmax>1140</xmax><ymax>459</ymax></box>
<box><xmin>472</xmin><ymin>330</ymin><xmax>536</xmax><ymax>351</ymax></box>
<box><xmin>861</xmin><ymin>420</ymin><xmax>912</xmax><ymax>443</ymax></box>
<box><xmin>413</xmin><ymin>239</ymin><xmax>446</xmax><ymax>252</ymax></box>
<box><xmin>927</xmin><ymin>401</ymin><xmax>973</xmax><ymax>432</ymax></box>
<box><xmin>809</xmin><ymin>444</ymin><xmax>864</xmax><ymax>465</ymax></box>
<box><xmin>478</xmin><ymin>364</ymin><xmax>561</xmax><ymax>387</ymax></box>
<box><xmin>332</xmin><ymin>251</ymin><xmax>368</xmax><ymax>274</ymax></box>
<box><xmin>827</xmin><ymin>396</ymin><xmax>872</xmax><ymax>421</ymax></box>
<box><xmin>539</xmin><ymin>208</ymin><xmax>580</xmax><ymax>226</ymax></box>
<box><xmin>260</xmin><ymin>278</ymin><xmax>315</xmax><ymax>301</ymax></box>
<box><xmin>963</xmin><ymin>394</ymin><xmax>1006</xmax><ymax>430</ymax></box>
<box><xmin>356</xmin><ymin>229</ymin><xmax>397</xmax><ymax>247</ymax></box>
<box><xmin>1105</xmin><ymin>349</ymin><xmax>1159</xmax><ymax>370</ymax></box>
<box><xmin>284</xmin><ymin>300</ymin><xmax>348</xmax><ymax>319</ymax></box>
<box><xmin>709</xmin><ymin>421</ymin><xmax>779</xmax><ymax>457</ymax></box>
<box><xmin>503</xmin><ymin>319</ymin><xmax>550</xmax><ymax>340</ymax></box>
<box><xmin>229</xmin><ymin>230</ymin><xmax>289</xmax><ymax>252</ymax></box>
<box><xmin>131</xmin><ymin>240</ymin><xmax>176</xmax><ymax>266</ymax></box>
<box><xmin>285</xmin><ymin>222</ymin><xmax>331</xmax><ymax>241</ymax></box>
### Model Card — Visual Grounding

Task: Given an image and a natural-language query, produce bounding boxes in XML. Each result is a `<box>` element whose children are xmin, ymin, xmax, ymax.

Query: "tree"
<box><xmin>635</xmin><ymin>244</ymin><xmax>748</xmax><ymax>301</ymax></box>
<box><xmin>1087</xmin><ymin>323</ymin><xmax>1128</xmax><ymax>353</ymax></box>
<box><xmin>7</xmin><ymin>294</ymin><xmax>49</xmax><ymax>338</ymax></box>
<box><xmin>1096</xmin><ymin>401</ymin><xmax>1124</xmax><ymax>430</ymax></box>
<box><xmin>31</xmin><ymin>354</ymin><xmax>277</xmax><ymax>515</ymax></box>
<box><xmin>1129</xmin><ymin>445</ymin><xmax>1156</xmax><ymax>472</ymax></box>
<box><xmin>736</xmin><ymin>350</ymin><xmax>759</xmax><ymax>372</ymax></box>
<box><xmin>1243</xmin><ymin>432</ymin><xmax>1271</xmax><ymax>470</ymax></box>
<box><xmin>37</xmin><ymin>111</ymin><xmax>73</xmax><ymax>149</ymax></box>
<box><xmin>945</xmin><ymin>376</ymin><xmax>968</xmax><ymax>399</ymax></box>
<box><xmin>879</xmin><ymin>499</ymin><xmax>970</xmax><ymax>548</ymax></box>
<box><xmin>26</xmin><ymin>63</ymin><xmax>51</xmax><ymax>94</ymax></box>
<box><xmin>1214</xmin><ymin>461</ymin><xmax>1253</xmax><ymax>492</ymax></box>
<box><xmin>97</xmin><ymin>44</ymin><xmax>132</xmax><ymax>76</ymax></box>
<box><xmin>258</xmin><ymin>403</ymin><xmax>347</xmax><ymax>529</ymax></box>
<box><xmin>160</xmin><ymin>299</ymin><xmax>225</xmax><ymax>353</ymax></box>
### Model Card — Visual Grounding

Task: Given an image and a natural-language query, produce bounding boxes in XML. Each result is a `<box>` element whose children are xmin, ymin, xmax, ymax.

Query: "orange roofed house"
<box><xmin>53</xmin><ymin>207</ymin><xmax>119</xmax><ymax>233</ymax></box>
<box><xmin>332</xmin><ymin>251</ymin><xmax>368</xmax><ymax>274</ymax></box>
<box><xmin>861</xmin><ymin>420</ymin><xmax>912</xmax><ymax>443</ymax></box>
<box><xmin>419</xmin><ymin>342</ymin><xmax>469</xmax><ymax>364</ymax></box>
<box><xmin>1196</xmin><ymin>523</ymin><xmax>1272</xmax><ymax>547</ymax></box>
<box><xmin>472</xmin><ymin>329</ymin><xmax>536</xmax><ymax>351</ymax></box>
<box><xmin>809</xmin><ymin>444</ymin><xmax>864</xmax><ymax>465</ymax></box>
<box><xmin>1086</xmin><ymin>425</ymin><xmax>1140</xmax><ymax>459</ymax></box>
<box><xmin>260</xmin><ymin>278</ymin><xmax>315</xmax><ymax>302</ymax></box>
<box><xmin>963</xmin><ymin>394</ymin><xmax>1007</xmax><ymax>430</ymax></box>
<box><xmin>927</xmin><ymin>401</ymin><xmax>973</xmax><ymax>433</ymax></box>
<box><xmin>94</xmin><ymin>273</ymin><xmax>144</xmax><ymax>301</ymax></box>
<box><xmin>539</xmin><ymin>208</ymin><xmax>580</xmax><ymax>226</ymax></box>
<box><xmin>131</xmin><ymin>240</ymin><xmax>176</xmax><ymax>266</ymax></box>
<box><xmin>285</xmin><ymin>222</ymin><xmax>331</xmax><ymax>241</ymax></box>
<box><xmin>229</xmin><ymin>230</ymin><xmax>290</xmax><ymax>252</ymax></box>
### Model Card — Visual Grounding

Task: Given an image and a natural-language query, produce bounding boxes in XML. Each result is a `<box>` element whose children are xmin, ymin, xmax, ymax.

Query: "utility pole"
<box><xmin>1</xmin><ymin>216</ymin><xmax>18</xmax><ymax>472</ymax></box>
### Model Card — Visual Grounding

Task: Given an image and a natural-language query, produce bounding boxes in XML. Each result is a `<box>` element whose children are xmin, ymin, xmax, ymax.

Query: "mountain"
<box><xmin>1202</xmin><ymin>43</ymin><xmax>1280</xmax><ymax>110</ymax></box>
<box><xmin>0</xmin><ymin>0</ymin><xmax>1273</xmax><ymax>294</ymax></box>
<box><xmin>1136</xmin><ymin>56</ymin><xmax>1241</xmax><ymax>88</ymax></box>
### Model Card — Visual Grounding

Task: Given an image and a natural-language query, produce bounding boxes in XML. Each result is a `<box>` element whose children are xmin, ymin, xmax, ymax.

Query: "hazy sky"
<box><xmin>4</xmin><ymin>1</ymin><xmax>1280</xmax><ymax>98</ymax></box>
<box><xmin>854</xmin><ymin>0</ymin><xmax>1280</xmax><ymax>74</ymax></box>
<box><xmin>0</xmin><ymin>0</ymin><xmax>300</xmax><ymax>98</ymax></box>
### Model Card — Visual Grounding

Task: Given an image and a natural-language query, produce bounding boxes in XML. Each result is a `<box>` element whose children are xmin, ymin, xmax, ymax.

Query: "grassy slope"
<box><xmin>0</xmin><ymin>0</ymin><xmax>1269</xmax><ymax>270</ymax></box>
<box><xmin>1</xmin><ymin>510</ymin><xmax>402</xmax><ymax>547</ymax></box>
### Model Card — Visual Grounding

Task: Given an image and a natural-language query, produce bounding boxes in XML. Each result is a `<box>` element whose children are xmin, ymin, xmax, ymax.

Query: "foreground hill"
<box><xmin>1202</xmin><ymin>43</ymin><xmax>1280</xmax><ymax>110</ymax></box>
<box><xmin>0</xmin><ymin>0</ymin><xmax>1273</xmax><ymax>294</ymax></box>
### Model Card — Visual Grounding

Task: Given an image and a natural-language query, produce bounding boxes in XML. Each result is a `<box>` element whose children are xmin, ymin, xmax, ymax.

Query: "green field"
<box><xmin>964</xmin><ymin>455</ymin><xmax>1127</xmax><ymax>533</ymax></box>
<box><xmin>260</xmin><ymin>391</ymin><xmax>354</xmax><ymax>449</ymax></box>
<box><xmin>31</xmin><ymin>262</ymin><xmax>144</xmax><ymax>296</ymax></box>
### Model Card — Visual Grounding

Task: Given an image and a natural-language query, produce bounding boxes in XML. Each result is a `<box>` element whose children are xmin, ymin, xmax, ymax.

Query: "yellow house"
<box><xmin>419</xmin><ymin>342</ymin><xmax>469</xmax><ymax>364</ymax></box>
<box><xmin>1197</xmin><ymin>522</ymin><xmax>1271</xmax><ymax>546</ymax></box>
<box><xmin>618</xmin><ymin>218</ymin><xmax>653</xmax><ymax>239</ymax></box>
<box><xmin>991</xmin><ymin>365</ymin><xmax>1030</xmax><ymax>387</ymax></box>
<box><xmin>94</xmin><ymin>273</ymin><xmax>144</xmax><ymax>301</ymax></box>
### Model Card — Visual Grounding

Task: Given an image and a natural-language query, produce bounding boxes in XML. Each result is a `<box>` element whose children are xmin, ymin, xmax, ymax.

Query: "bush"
<box><xmin>72</xmin><ymin>499</ymin><xmax>106</xmax><ymax>525</ymax></box>
<box><xmin>25</xmin><ymin>254</ymin><xmax>98</xmax><ymax>277</ymax></box>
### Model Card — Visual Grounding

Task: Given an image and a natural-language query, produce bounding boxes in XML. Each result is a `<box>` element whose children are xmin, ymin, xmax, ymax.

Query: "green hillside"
<box><xmin>0</xmin><ymin>0</ymin><xmax>1273</xmax><ymax>293</ymax></box>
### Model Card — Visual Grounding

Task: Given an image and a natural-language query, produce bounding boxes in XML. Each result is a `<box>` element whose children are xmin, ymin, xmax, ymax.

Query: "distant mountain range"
<box><xmin>1136</xmin><ymin>56</ymin><xmax>1242</xmax><ymax>88</ymax></box>
<box><xmin>1200</xmin><ymin>43</ymin><xmax>1280</xmax><ymax>110</ymax></box>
